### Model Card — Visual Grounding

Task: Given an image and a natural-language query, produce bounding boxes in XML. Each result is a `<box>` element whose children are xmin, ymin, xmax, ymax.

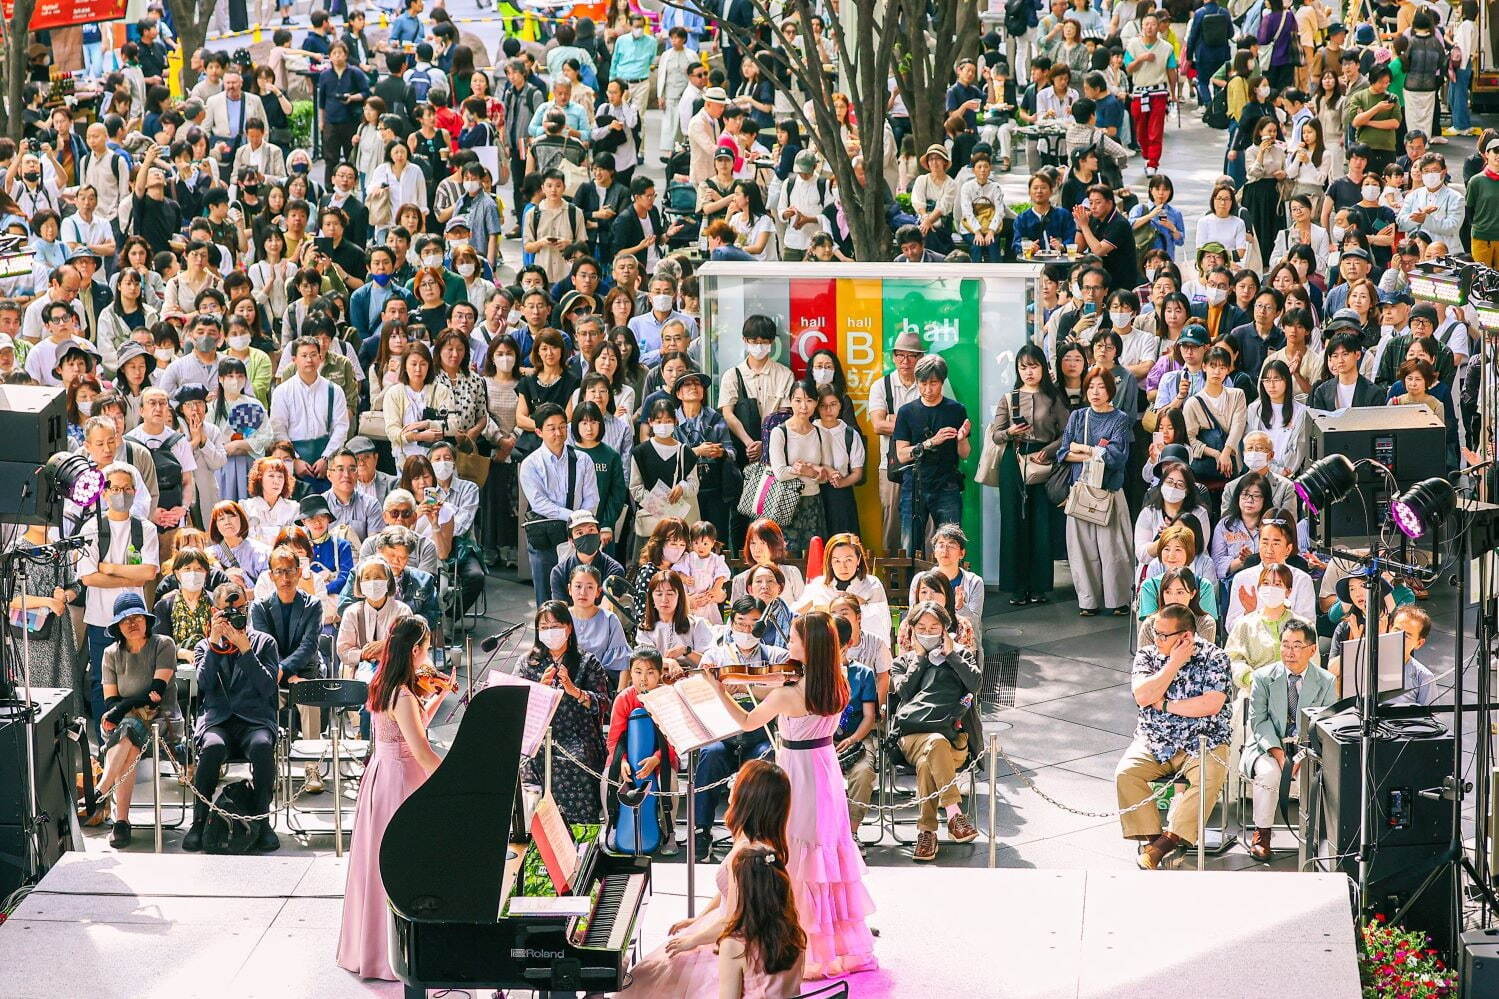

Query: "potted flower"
<box><xmin>1358</xmin><ymin>915</ymin><xmax>1456</xmax><ymax>999</ymax></box>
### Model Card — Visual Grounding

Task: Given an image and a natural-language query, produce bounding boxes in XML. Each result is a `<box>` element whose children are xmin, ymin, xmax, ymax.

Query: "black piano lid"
<box><xmin>379</xmin><ymin>683</ymin><xmax>529</xmax><ymax>923</ymax></box>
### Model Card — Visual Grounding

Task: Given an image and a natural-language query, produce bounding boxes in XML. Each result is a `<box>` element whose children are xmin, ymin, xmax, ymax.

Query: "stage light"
<box><xmin>1293</xmin><ymin>454</ymin><xmax>1357</xmax><ymax>515</ymax></box>
<box><xmin>1391</xmin><ymin>477</ymin><xmax>1457</xmax><ymax>540</ymax></box>
<box><xmin>43</xmin><ymin>451</ymin><xmax>103</xmax><ymax>507</ymax></box>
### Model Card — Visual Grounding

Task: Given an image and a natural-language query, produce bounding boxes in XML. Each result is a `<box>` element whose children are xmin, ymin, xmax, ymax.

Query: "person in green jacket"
<box><xmin>1468</xmin><ymin>134</ymin><xmax>1499</xmax><ymax>267</ymax></box>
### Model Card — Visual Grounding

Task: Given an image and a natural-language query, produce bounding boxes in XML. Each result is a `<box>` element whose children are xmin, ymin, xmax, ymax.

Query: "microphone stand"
<box><xmin>459</xmin><ymin>621</ymin><xmax>528</xmax><ymax>706</ymax></box>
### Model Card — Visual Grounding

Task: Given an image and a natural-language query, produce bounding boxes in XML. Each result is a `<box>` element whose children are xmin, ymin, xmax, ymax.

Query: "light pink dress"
<box><xmin>336</xmin><ymin>689</ymin><xmax>429</xmax><ymax>981</ymax></box>
<box><xmin>776</xmin><ymin>712</ymin><xmax>877</xmax><ymax>978</ymax></box>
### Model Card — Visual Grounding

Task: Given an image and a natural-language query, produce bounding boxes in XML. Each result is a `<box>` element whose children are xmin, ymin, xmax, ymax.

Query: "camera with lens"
<box><xmin>222</xmin><ymin>605</ymin><xmax>248</xmax><ymax>631</ymax></box>
<box><xmin>26</xmin><ymin>137</ymin><xmax>40</xmax><ymax>153</ymax></box>
<box><xmin>423</xmin><ymin>406</ymin><xmax>461</xmax><ymax>435</ymax></box>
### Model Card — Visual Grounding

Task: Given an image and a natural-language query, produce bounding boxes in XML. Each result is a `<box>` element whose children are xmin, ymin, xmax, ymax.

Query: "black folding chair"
<box><xmin>283</xmin><ymin>678</ymin><xmax>367</xmax><ymax>856</ymax></box>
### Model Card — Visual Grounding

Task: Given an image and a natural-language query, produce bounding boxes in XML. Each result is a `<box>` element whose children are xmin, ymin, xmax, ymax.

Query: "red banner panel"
<box><xmin>4</xmin><ymin>0</ymin><xmax>127</xmax><ymax>32</ymax></box>
<box><xmin>786</xmin><ymin>277</ymin><xmax>837</xmax><ymax>380</ymax></box>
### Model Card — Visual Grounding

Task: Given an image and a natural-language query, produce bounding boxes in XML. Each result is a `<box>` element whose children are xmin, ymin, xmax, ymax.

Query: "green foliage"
<box><xmin>515</xmin><ymin>824</ymin><xmax>603</xmax><ymax>899</ymax></box>
<box><xmin>1359</xmin><ymin>917</ymin><xmax>1455</xmax><ymax>999</ymax></box>
<box><xmin>290</xmin><ymin>101</ymin><xmax>316</xmax><ymax>151</ymax></box>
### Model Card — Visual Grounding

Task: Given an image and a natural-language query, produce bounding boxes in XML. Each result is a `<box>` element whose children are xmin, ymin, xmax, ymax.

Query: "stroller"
<box><xmin>661</xmin><ymin>144</ymin><xmax>701</xmax><ymax>250</ymax></box>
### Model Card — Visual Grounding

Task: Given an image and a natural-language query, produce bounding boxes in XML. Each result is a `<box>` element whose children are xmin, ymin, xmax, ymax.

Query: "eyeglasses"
<box><xmin>1154</xmin><ymin>630</ymin><xmax>1186</xmax><ymax>641</ymax></box>
<box><xmin>389</xmin><ymin>507</ymin><xmax>415</xmax><ymax>517</ymax></box>
<box><xmin>1280</xmin><ymin>641</ymin><xmax>1313</xmax><ymax>652</ymax></box>
<box><xmin>270</xmin><ymin>567</ymin><xmax>298</xmax><ymax>577</ymax></box>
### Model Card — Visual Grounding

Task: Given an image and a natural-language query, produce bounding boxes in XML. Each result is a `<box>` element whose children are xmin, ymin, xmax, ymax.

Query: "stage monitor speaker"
<box><xmin>1307</xmin><ymin>406</ymin><xmax>1448</xmax><ymax>539</ymax></box>
<box><xmin>0</xmin><ymin>385</ymin><xmax>66</xmax><ymax>464</ymax></box>
<box><xmin>0</xmin><ymin>460</ymin><xmax>62</xmax><ymax>526</ymax></box>
<box><xmin>1461</xmin><ymin>928</ymin><xmax>1499</xmax><ymax>996</ymax></box>
<box><xmin>0</xmin><ymin>687</ymin><xmax>75</xmax><ymax>899</ymax></box>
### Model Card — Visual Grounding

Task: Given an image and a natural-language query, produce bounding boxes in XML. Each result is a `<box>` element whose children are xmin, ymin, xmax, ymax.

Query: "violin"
<box><xmin>712</xmin><ymin>659</ymin><xmax>804</xmax><ymax>687</ymax></box>
<box><xmin>415</xmin><ymin>663</ymin><xmax>458</xmax><ymax>699</ymax></box>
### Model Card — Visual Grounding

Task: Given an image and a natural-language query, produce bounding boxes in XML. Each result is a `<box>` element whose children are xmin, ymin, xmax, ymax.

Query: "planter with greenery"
<box><xmin>1358</xmin><ymin>916</ymin><xmax>1455</xmax><ymax>999</ymax></box>
<box><xmin>290</xmin><ymin>101</ymin><xmax>316</xmax><ymax>152</ymax></box>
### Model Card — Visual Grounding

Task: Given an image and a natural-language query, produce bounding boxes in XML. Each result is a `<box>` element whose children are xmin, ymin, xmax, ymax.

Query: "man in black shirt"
<box><xmin>945</xmin><ymin>58</ymin><xmax>986</xmax><ymax>132</ymax></box>
<box><xmin>1321</xmin><ymin>143</ymin><xmax>1371</xmax><ymax>230</ymax></box>
<box><xmin>1072</xmin><ymin>183</ymin><xmax>1139</xmax><ymax>291</ymax></box>
<box><xmin>136</xmin><ymin>19</ymin><xmax>169</xmax><ymax>86</ymax></box>
<box><xmin>315</xmin><ymin>206</ymin><xmax>368</xmax><ymax>286</ymax></box>
<box><xmin>129</xmin><ymin>147</ymin><xmax>183</xmax><ymax>254</ymax></box>
<box><xmin>893</xmin><ymin>354</ymin><xmax>972</xmax><ymax>554</ymax></box>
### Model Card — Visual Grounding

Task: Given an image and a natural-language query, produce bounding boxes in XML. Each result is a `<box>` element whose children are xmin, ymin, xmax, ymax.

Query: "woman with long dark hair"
<box><xmin>703</xmin><ymin>611</ymin><xmax>876</xmax><ymax>979</ymax></box>
<box><xmin>338</xmin><ymin>616</ymin><xmax>441</xmax><ymax>981</ymax></box>
<box><xmin>616</xmin><ymin>759</ymin><xmax>796</xmax><ymax>996</ymax></box>
<box><xmin>1247</xmin><ymin>358</ymin><xmax>1310</xmax><ymax>475</ymax></box>
<box><xmin>717</xmin><ymin>846</ymin><xmax>807</xmax><ymax>996</ymax></box>
<box><xmin>991</xmin><ymin>344</ymin><xmax>1068</xmax><ymax>605</ymax></box>
<box><xmin>517</xmin><ymin>600</ymin><xmax>613</xmax><ymax>824</ymax></box>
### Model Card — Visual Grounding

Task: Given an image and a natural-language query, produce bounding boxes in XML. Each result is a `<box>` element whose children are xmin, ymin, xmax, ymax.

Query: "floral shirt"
<box><xmin>1130</xmin><ymin>636</ymin><xmax>1232</xmax><ymax>762</ymax></box>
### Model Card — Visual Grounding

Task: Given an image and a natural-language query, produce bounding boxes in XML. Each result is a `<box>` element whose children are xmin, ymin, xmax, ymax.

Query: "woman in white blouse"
<box><xmin>767</xmin><ymin>379</ymin><xmax>825</xmax><ymax>556</ymax></box>
<box><xmin>910</xmin><ymin>145</ymin><xmax>957</xmax><ymax>248</ymax></box>
<box><xmin>1269</xmin><ymin>194</ymin><xmax>1331</xmax><ymax>269</ymax></box>
<box><xmin>1245</xmin><ymin>363</ymin><xmax>1311</xmax><ymax>477</ymax></box>
<box><xmin>636</xmin><ymin>569</ymin><xmax>715</xmax><ymax>670</ymax></box>
<box><xmin>798</xmin><ymin>534</ymin><xmax>891</xmax><ymax>641</ymax></box>
<box><xmin>366</xmin><ymin>141</ymin><xmax>428</xmax><ymax>233</ymax></box>
<box><xmin>383</xmin><ymin>341</ymin><xmax>452</xmax><ymax>459</ymax></box>
<box><xmin>1194</xmin><ymin>183</ymin><xmax>1250</xmax><ymax>264</ymax></box>
<box><xmin>812</xmin><ymin>384</ymin><xmax>864</xmax><ymax>537</ymax></box>
<box><xmin>729</xmin><ymin>519</ymin><xmax>806</xmax><ymax>605</ymax></box>
<box><xmin>242</xmin><ymin>456</ymin><xmax>301</xmax><ymax>547</ymax></box>
<box><xmin>399</xmin><ymin>453</ymin><xmax>455</xmax><ymax>562</ymax></box>
<box><xmin>336</xmin><ymin>558</ymin><xmax>413</xmax><ymax>683</ymax></box>
<box><xmin>160</xmin><ymin>241</ymin><xmax>223</xmax><ymax>320</ymax></box>
<box><xmin>726</xmin><ymin>181</ymin><xmax>779</xmax><ymax>261</ymax></box>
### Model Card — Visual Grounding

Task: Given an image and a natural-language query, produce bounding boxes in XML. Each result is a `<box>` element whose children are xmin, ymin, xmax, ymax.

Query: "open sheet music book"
<box><xmin>638</xmin><ymin>673</ymin><xmax>744</xmax><ymax>754</ymax></box>
<box><xmin>530</xmin><ymin>793</ymin><xmax>579</xmax><ymax>894</ymax></box>
<box><xmin>486</xmin><ymin>669</ymin><xmax>564</xmax><ymax>757</ymax></box>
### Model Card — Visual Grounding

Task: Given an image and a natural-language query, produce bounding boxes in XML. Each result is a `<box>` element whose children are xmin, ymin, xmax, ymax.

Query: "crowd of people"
<box><xmin>1</xmin><ymin>0</ymin><xmax>1480</xmax><ymax>992</ymax></box>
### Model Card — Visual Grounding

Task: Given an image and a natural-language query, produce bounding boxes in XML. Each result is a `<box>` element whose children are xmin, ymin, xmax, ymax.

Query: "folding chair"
<box><xmin>282</xmin><ymin>678</ymin><xmax>368</xmax><ymax>856</ymax></box>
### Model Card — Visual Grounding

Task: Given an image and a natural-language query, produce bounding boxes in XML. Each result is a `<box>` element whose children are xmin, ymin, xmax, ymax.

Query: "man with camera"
<box><xmin>184</xmin><ymin>581</ymin><xmax>282</xmax><ymax>853</ymax></box>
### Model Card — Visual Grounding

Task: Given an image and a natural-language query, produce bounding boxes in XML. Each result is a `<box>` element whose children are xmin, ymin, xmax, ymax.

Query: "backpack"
<box><xmin>1004</xmin><ymin>0</ymin><xmax>1034</xmax><ymax>38</ymax></box>
<box><xmin>1204</xmin><ymin>83</ymin><xmax>1231</xmax><ymax>129</ymax></box>
<box><xmin>69</xmin><ymin>517</ymin><xmax>145</xmax><ymax>607</ymax></box>
<box><xmin>1198</xmin><ymin>8</ymin><xmax>1232</xmax><ymax>49</ymax></box>
<box><xmin>408</xmin><ymin>66</ymin><xmax>434</xmax><ymax>102</ymax></box>
<box><xmin>202</xmin><ymin>778</ymin><xmax>260</xmax><ymax>855</ymax></box>
<box><xmin>1403</xmin><ymin>34</ymin><xmax>1447</xmax><ymax>91</ymax></box>
<box><xmin>144</xmin><ymin>430</ymin><xmax>187</xmax><ymax>508</ymax></box>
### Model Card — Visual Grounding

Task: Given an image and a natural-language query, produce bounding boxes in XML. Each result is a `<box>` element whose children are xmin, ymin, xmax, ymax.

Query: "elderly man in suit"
<box><xmin>1242</xmin><ymin>617</ymin><xmax>1336</xmax><ymax>860</ymax></box>
<box><xmin>251</xmin><ymin>544</ymin><xmax>329</xmax><ymax>790</ymax></box>
<box><xmin>687</xmin><ymin>86</ymin><xmax>728</xmax><ymax>184</ymax></box>
<box><xmin>205</xmin><ymin>71</ymin><xmax>266</xmax><ymax>168</ymax></box>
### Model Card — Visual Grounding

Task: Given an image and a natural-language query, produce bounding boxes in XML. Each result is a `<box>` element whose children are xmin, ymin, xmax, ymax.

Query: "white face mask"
<box><xmin>538</xmin><ymin>627</ymin><xmax>569</xmax><ymax>650</ymax></box>
<box><xmin>915</xmin><ymin>632</ymin><xmax>943</xmax><ymax>651</ymax></box>
<box><xmin>456</xmin><ymin>262</ymin><xmax>476</xmax><ymax>278</ymax></box>
<box><xmin>1070</xmin><ymin>281</ymin><xmax>1082</xmax><ymax>298</ymax></box>
<box><xmin>652</xmin><ymin>421</ymin><xmax>676</xmax><ymax>440</ymax></box>
<box><xmin>1256</xmin><ymin>86</ymin><xmax>1271</xmax><ymax>100</ymax></box>
<box><xmin>651</xmin><ymin>293</ymin><xmax>674</xmax><ymax>313</ymax></box>
<box><xmin>1330</xmin><ymin>225</ymin><xmax>1346</xmax><ymax>242</ymax></box>
<box><xmin>731</xmin><ymin>628</ymin><xmax>759</xmax><ymax>649</ymax></box>
<box><xmin>421</xmin><ymin>253</ymin><xmax>443</xmax><ymax>268</ymax></box>
<box><xmin>1256</xmin><ymin>585</ymin><xmax>1287</xmax><ymax>608</ymax></box>
<box><xmin>1361</xmin><ymin>184</ymin><xmax>1381</xmax><ymax>202</ymax></box>
<box><xmin>77</xmin><ymin>399</ymin><xmax>93</xmax><ymax>416</ymax></box>
<box><xmin>812</xmin><ymin>367</ymin><xmax>834</xmax><ymax>385</ymax></box>
<box><xmin>507</xmin><ymin>308</ymin><xmax>523</xmax><ymax>325</ymax></box>
<box><xmin>495</xmin><ymin>354</ymin><xmax>516</xmax><ymax>372</ymax></box>
<box><xmin>746</xmin><ymin>342</ymin><xmax>772</xmax><ymax>359</ymax></box>
<box><xmin>178</xmin><ymin>570</ymin><xmax>206</xmax><ymax>592</ymax></box>
<box><xmin>662</xmin><ymin>542</ymin><xmax>686</xmax><ymax>563</ymax></box>
<box><xmin>221</xmin><ymin>376</ymin><xmax>246</xmax><ymax>396</ymax></box>
<box><xmin>362</xmin><ymin>578</ymin><xmax>388</xmax><ymax>601</ymax></box>
<box><xmin>1243</xmin><ymin>450</ymin><xmax>1270</xmax><ymax>471</ymax></box>
<box><xmin>154</xmin><ymin>347</ymin><xmax>175</xmax><ymax>363</ymax></box>
<box><xmin>1380</xmin><ymin>323</ymin><xmax>1395</xmax><ymax>338</ymax></box>
<box><xmin>463</xmin><ymin>179</ymin><xmax>481</xmax><ymax>194</ymax></box>
<box><xmin>430</xmin><ymin>459</ymin><xmax>454</xmax><ymax>481</ymax></box>
<box><xmin>1160</xmin><ymin>484</ymin><xmax>1188</xmax><ymax>505</ymax></box>
<box><xmin>1109</xmin><ymin>310</ymin><xmax>1132</xmax><ymax>330</ymax></box>
<box><xmin>227</xmin><ymin>334</ymin><xmax>251</xmax><ymax>350</ymax></box>
<box><xmin>1422</xmin><ymin>172</ymin><xmax>1444</xmax><ymax>191</ymax></box>
<box><xmin>1204</xmin><ymin>287</ymin><xmax>1228</xmax><ymax>306</ymax></box>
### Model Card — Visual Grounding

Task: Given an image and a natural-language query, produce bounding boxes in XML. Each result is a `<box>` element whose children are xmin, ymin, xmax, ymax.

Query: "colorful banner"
<box><xmin>3</xmin><ymin>0</ymin><xmax>127</xmax><ymax>31</ymax></box>
<box><xmin>787</xmin><ymin>278</ymin><xmax>837</xmax><ymax>380</ymax></box>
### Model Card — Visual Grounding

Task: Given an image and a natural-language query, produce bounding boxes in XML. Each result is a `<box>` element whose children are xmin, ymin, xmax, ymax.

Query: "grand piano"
<box><xmin>380</xmin><ymin>684</ymin><xmax>650</xmax><ymax>998</ymax></box>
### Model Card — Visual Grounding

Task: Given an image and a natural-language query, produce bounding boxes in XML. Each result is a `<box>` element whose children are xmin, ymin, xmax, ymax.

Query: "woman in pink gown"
<box><xmin>706</xmin><ymin>610</ymin><xmax>878</xmax><ymax>979</ymax></box>
<box><xmin>337</xmin><ymin>616</ymin><xmax>443</xmax><ymax>981</ymax></box>
<box><xmin>613</xmin><ymin>760</ymin><xmax>793</xmax><ymax>997</ymax></box>
<box><xmin>716</xmin><ymin>845</ymin><xmax>809</xmax><ymax>999</ymax></box>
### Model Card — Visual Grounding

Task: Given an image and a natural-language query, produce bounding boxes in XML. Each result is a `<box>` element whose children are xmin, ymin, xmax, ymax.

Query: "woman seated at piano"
<box><xmin>616</xmin><ymin>759</ymin><xmax>803</xmax><ymax>998</ymax></box>
<box><xmin>518</xmin><ymin>600</ymin><xmax>614</xmax><ymax>825</ymax></box>
<box><xmin>338</xmin><ymin>616</ymin><xmax>444</xmax><ymax>982</ymax></box>
<box><xmin>635</xmin><ymin>569</ymin><xmax>715</xmax><ymax>679</ymax></box>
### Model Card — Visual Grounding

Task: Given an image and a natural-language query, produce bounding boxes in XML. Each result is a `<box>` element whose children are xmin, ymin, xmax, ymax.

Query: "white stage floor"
<box><xmin>0</xmin><ymin>852</ymin><xmax>1361</xmax><ymax>999</ymax></box>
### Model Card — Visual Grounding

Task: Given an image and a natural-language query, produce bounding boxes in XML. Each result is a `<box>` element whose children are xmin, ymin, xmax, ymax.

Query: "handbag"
<box><xmin>1188</xmin><ymin>395</ymin><xmax>1235</xmax><ymax>482</ymax></box>
<box><xmin>1063</xmin><ymin>412</ymin><xmax>1114</xmax><ymax>527</ymax></box>
<box><xmin>1277</xmin><ymin>11</ymin><xmax>1304</xmax><ymax>67</ymax></box>
<box><xmin>736</xmin><ymin>427</ymin><xmax>805</xmax><ymax>524</ymax></box>
<box><xmin>1017</xmin><ymin>449</ymin><xmax>1054</xmax><ymax>486</ymax></box>
<box><xmin>522</xmin><ymin>444</ymin><xmax>578</xmax><ymax>550</ymax></box>
<box><xmin>557</xmin><ymin>140</ymin><xmax>590</xmax><ymax>197</ymax></box>
<box><xmin>454</xmin><ymin>436</ymin><xmax>490</xmax><ymax>488</ymax></box>
<box><xmin>730</xmin><ymin>368</ymin><xmax>763</xmax><ymax>464</ymax></box>
<box><xmin>1044</xmin><ymin>457</ymin><xmax>1073</xmax><ymax>506</ymax></box>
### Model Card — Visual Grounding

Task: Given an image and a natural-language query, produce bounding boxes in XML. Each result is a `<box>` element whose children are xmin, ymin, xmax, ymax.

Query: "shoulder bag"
<box><xmin>1188</xmin><ymin>394</ymin><xmax>1236</xmax><ymax>482</ymax></box>
<box><xmin>730</xmin><ymin>367</ymin><xmax>763</xmax><ymax>464</ymax></box>
<box><xmin>1063</xmin><ymin>411</ymin><xmax>1114</xmax><ymax>527</ymax></box>
<box><xmin>736</xmin><ymin>425</ymin><xmax>805</xmax><ymax>525</ymax></box>
<box><xmin>522</xmin><ymin>445</ymin><xmax>579</xmax><ymax>551</ymax></box>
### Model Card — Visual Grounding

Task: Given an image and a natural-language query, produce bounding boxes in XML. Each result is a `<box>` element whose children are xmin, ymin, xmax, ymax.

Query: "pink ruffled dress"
<box><xmin>776</xmin><ymin>712</ymin><xmax>878</xmax><ymax>979</ymax></box>
<box><xmin>612</xmin><ymin>865</ymin><xmax>729</xmax><ymax>996</ymax></box>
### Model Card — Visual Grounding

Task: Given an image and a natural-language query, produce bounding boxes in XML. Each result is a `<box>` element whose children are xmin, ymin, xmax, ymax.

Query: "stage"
<box><xmin>0</xmin><ymin>852</ymin><xmax>1361</xmax><ymax>998</ymax></box>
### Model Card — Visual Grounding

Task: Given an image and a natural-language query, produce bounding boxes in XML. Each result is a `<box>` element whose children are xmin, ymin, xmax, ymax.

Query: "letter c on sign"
<box><xmin>794</xmin><ymin>327</ymin><xmax>831</xmax><ymax>362</ymax></box>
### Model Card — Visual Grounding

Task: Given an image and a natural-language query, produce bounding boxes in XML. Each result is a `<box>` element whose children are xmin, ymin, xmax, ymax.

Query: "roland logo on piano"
<box><xmin>509</xmin><ymin>947</ymin><xmax>567</xmax><ymax>961</ymax></box>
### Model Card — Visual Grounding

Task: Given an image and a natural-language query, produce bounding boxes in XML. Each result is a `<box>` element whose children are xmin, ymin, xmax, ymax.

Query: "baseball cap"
<box><xmin>568</xmin><ymin>509</ymin><xmax>599</xmax><ymax>531</ymax></box>
<box><xmin>1178</xmin><ymin>324</ymin><xmax>1209</xmax><ymax>347</ymax></box>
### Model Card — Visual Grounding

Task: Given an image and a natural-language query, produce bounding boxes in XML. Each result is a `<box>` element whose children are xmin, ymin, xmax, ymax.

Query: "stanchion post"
<box><xmin>152</xmin><ymin>721</ymin><xmax>163</xmax><ymax>854</ymax></box>
<box><xmin>686</xmin><ymin>749</ymin><xmax>697</xmax><ymax>918</ymax></box>
<box><xmin>332</xmin><ymin>714</ymin><xmax>343</xmax><ymax>859</ymax></box>
<box><xmin>987</xmin><ymin>733</ymin><xmax>999</xmax><ymax>869</ymax></box>
<box><xmin>1197</xmin><ymin>734</ymin><xmax>1207</xmax><ymax>872</ymax></box>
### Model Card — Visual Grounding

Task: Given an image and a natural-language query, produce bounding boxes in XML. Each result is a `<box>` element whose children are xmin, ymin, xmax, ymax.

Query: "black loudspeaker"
<box><xmin>0</xmin><ymin>687</ymin><xmax>75</xmax><ymax>899</ymax></box>
<box><xmin>0</xmin><ymin>385</ymin><xmax>67</xmax><ymax>464</ymax></box>
<box><xmin>1461</xmin><ymin>929</ymin><xmax>1499</xmax><ymax>996</ymax></box>
<box><xmin>1304</xmin><ymin>709</ymin><xmax>1456</xmax><ymax>948</ymax></box>
<box><xmin>1307</xmin><ymin>407</ymin><xmax>1448</xmax><ymax>540</ymax></box>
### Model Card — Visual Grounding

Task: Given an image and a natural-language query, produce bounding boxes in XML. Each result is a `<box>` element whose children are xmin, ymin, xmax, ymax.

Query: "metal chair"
<box><xmin>789</xmin><ymin>980</ymin><xmax>850</xmax><ymax>999</ymax></box>
<box><xmin>282</xmin><ymin>678</ymin><xmax>368</xmax><ymax>856</ymax></box>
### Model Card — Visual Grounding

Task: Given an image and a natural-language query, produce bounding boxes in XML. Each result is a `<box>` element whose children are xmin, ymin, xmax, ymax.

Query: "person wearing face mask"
<box><xmin>153</xmin><ymin>548</ymin><xmax>216</xmax><ymax>664</ymax></box>
<box><xmin>628</xmin><ymin>399</ymin><xmax>700</xmax><ymax>559</ymax></box>
<box><xmin>1240</xmin><ymin>616</ymin><xmax>1336</xmax><ymax>860</ymax></box>
<box><xmin>77</xmin><ymin>464</ymin><xmax>162</xmax><ymax>740</ymax></box>
<box><xmin>1224</xmin><ymin>431</ymin><xmax>1300</xmax><ymax>518</ymax></box>
<box><xmin>627</xmin><ymin>273</ymin><xmax>697</xmax><ymax>369</ymax></box>
<box><xmin>1225</xmin><ymin>509</ymin><xmax>1317</xmax><ymax>629</ymax></box>
<box><xmin>889</xmin><ymin>600</ymin><xmax>983</xmax><ymax>862</ymax></box>
<box><xmin>157</xmin><ymin>314</ymin><xmax>224</xmax><ymax>400</ymax></box>
<box><xmin>550</xmin><ymin>508</ymin><xmax>626</xmax><ymax>600</ymax></box>
<box><xmin>297</xmin><ymin>493</ymin><xmax>356</xmax><ymax>600</ymax></box>
<box><xmin>334</xmin><ymin>557</ymin><xmax>413</xmax><ymax>742</ymax></box>
<box><xmin>1396</xmin><ymin>152</ymin><xmax>1464</xmax><ymax>248</ymax></box>
<box><xmin>1224</xmin><ymin>562</ymin><xmax>1303</xmax><ymax>690</ymax></box>
<box><xmin>517</xmin><ymin>600</ymin><xmax>613</xmax><ymax>824</ymax></box>
<box><xmin>349</xmin><ymin>247</ymin><xmax>418</xmax><ymax>345</ymax></box>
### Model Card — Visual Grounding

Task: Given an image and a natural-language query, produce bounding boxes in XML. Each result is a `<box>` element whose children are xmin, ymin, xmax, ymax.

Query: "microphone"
<box><xmin>478</xmin><ymin>621</ymin><xmax>527</xmax><ymax>653</ymax></box>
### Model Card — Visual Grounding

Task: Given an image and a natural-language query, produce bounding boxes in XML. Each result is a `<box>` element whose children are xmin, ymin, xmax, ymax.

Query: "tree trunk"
<box><xmin>4</xmin><ymin>0</ymin><xmax>38</xmax><ymax>142</ymax></box>
<box><xmin>894</xmin><ymin>0</ymin><xmax>973</xmax><ymax>165</ymax></box>
<box><xmin>167</xmin><ymin>0</ymin><xmax>208</xmax><ymax>93</ymax></box>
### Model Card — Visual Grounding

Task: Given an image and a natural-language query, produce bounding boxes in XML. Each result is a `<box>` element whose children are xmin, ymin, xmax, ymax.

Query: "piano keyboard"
<box><xmin>580</xmin><ymin>872</ymin><xmax>648</xmax><ymax>951</ymax></box>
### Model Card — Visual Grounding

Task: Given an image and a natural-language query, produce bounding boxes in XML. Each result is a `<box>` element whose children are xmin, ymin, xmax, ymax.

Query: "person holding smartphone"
<box><xmin>991</xmin><ymin>345</ymin><xmax>1069</xmax><ymax>606</ymax></box>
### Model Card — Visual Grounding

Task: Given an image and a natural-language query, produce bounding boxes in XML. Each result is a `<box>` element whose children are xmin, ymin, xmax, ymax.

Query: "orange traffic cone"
<box><xmin>805</xmin><ymin>534</ymin><xmax>825</xmax><ymax>581</ymax></box>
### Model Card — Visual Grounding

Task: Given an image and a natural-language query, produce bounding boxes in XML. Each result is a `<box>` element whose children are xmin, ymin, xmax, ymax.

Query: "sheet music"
<box><xmin>506</xmin><ymin>895</ymin><xmax>592</xmax><ymax>917</ymax></box>
<box><xmin>530</xmin><ymin>794</ymin><xmax>579</xmax><ymax>894</ymax></box>
<box><xmin>486</xmin><ymin>669</ymin><xmax>564</xmax><ymax>757</ymax></box>
<box><xmin>640</xmin><ymin>674</ymin><xmax>744</xmax><ymax>753</ymax></box>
